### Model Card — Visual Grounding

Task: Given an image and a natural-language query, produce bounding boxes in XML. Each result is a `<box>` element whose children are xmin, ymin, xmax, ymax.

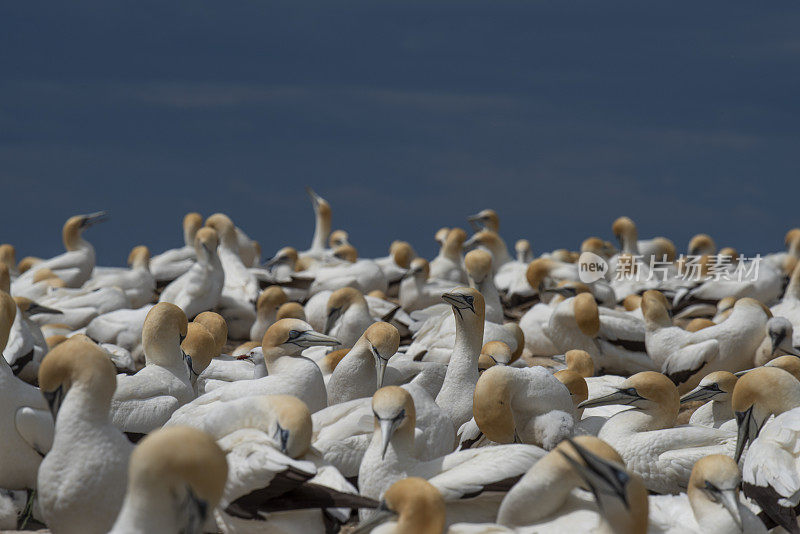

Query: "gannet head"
<box><xmin>680</xmin><ymin>371</ymin><xmax>737</xmax><ymax>404</ymax></box>
<box><xmin>718</xmin><ymin>247</ymin><xmax>738</xmax><ymax>262</ymax></box>
<box><xmin>205</xmin><ymin>213</ymin><xmax>237</xmax><ymax>248</ymax></box>
<box><xmin>406</xmin><ymin>258</ymin><xmax>430</xmax><ymax>281</ymax></box>
<box><xmin>525</xmin><ymin>258</ymin><xmax>552</xmax><ymax>292</ymax></box>
<box><xmin>464</xmin><ymin>229</ymin><xmax>504</xmax><ymax>258</ymax></box>
<box><xmin>581</xmin><ymin>237</ymin><xmax>617</xmax><ymax>259</ymax></box>
<box><xmin>325</xmin><ymin>287</ymin><xmax>367</xmax><ymax>335</ymax></box>
<box><xmin>0</xmin><ymin>291</ymin><xmax>16</xmax><ymax>352</ymax></box>
<box><xmin>193</xmin><ymin>312</ymin><xmax>228</xmax><ymax>356</ymax></box>
<box><xmin>767</xmin><ymin>317</ymin><xmax>800</xmax><ymax>357</ymax></box>
<box><xmin>0</xmin><ymin>244</ymin><xmax>15</xmax><ymax>271</ymax></box>
<box><xmin>332</xmin><ymin>244</ymin><xmax>358</xmax><ymax>263</ymax></box>
<box><xmin>555</xmin><ymin>369</ymin><xmax>589</xmax><ymax>408</ymax></box>
<box><xmin>621</xmin><ymin>294</ymin><xmax>641</xmax><ymax>312</ymax></box>
<box><xmin>473</xmin><ymin>365</ymin><xmax>516</xmax><ymax>443</ymax></box>
<box><xmin>265</xmin><ymin>395</ymin><xmax>313</xmax><ymax>457</ymax></box>
<box><xmin>764</xmin><ymin>355</ymin><xmax>800</xmax><ymax>381</ymax></box>
<box><xmin>62</xmin><ymin>211</ymin><xmax>108</xmax><ymax>251</ymax></box>
<box><xmin>565</xmin><ymin>349</ymin><xmax>595</xmax><ymax>378</ymax></box>
<box><xmin>276</xmin><ymin>302</ymin><xmax>306</xmax><ymax>321</ymax></box>
<box><xmin>390</xmin><ymin>241</ymin><xmax>415</xmax><ymax>269</ymax></box>
<box><xmin>652</xmin><ymin>237</ymin><xmax>677</xmax><ymax>262</ymax></box>
<box><xmin>142</xmin><ymin>302</ymin><xmax>189</xmax><ymax>367</ymax></box>
<box><xmin>265</xmin><ymin>246</ymin><xmax>299</xmax><ymax>270</ymax></box>
<box><xmin>194</xmin><ymin>227</ymin><xmax>219</xmax><ymax>261</ymax></box>
<box><xmin>127</xmin><ymin>426</ymin><xmax>227</xmax><ymax>530</ymax></box>
<box><xmin>328</xmin><ymin>229</ymin><xmax>350</xmax><ymax>248</ymax></box>
<box><xmin>559</xmin><ymin>438</ymin><xmax>648</xmax><ymax>534</ymax></box>
<box><xmin>732</xmin><ymin>366</ymin><xmax>800</xmax><ymax>461</ymax></box>
<box><xmin>572</xmin><ymin>293</ymin><xmax>600</xmax><ymax>337</ymax></box>
<box><xmin>17</xmin><ymin>256</ymin><xmax>42</xmax><ymax>274</ymax></box>
<box><xmin>127</xmin><ymin>246</ymin><xmax>150</xmax><ymax>270</ymax></box>
<box><xmin>478</xmin><ymin>341</ymin><xmax>512</xmax><ymax>371</ymax></box>
<box><xmin>256</xmin><ymin>287</ymin><xmax>288</xmax><ymax>320</ymax></box>
<box><xmin>611</xmin><ymin>217</ymin><xmax>638</xmax><ymax>247</ymax></box>
<box><xmin>182</xmin><ymin>212</ymin><xmax>203</xmax><ymax>247</ymax></box>
<box><xmin>434</xmin><ymin>227</ymin><xmax>450</xmax><ymax>247</ymax></box>
<box><xmin>372</xmin><ymin>386</ymin><xmax>416</xmax><ymax>459</ymax></box>
<box><xmin>306</xmin><ymin>187</ymin><xmax>331</xmax><ymax>220</ymax></box>
<box><xmin>441</xmin><ymin>286</ymin><xmax>485</xmax><ymax>323</ymax></box>
<box><xmin>46</xmin><ymin>334</ymin><xmax>68</xmax><ymax>349</ymax></box>
<box><xmin>786</xmin><ymin>228</ymin><xmax>800</xmax><ymax>249</ymax></box>
<box><xmin>515</xmin><ymin>239</ymin><xmax>532</xmax><ymax>263</ymax></box>
<box><xmin>13</xmin><ymin>296</ymin><xmax>62</xmax><ymax>317</ymax></box>
<box><xmin>685</xmin><ymin>318</ymin><xmax>715</xmax><ymax>332</ymax></box>
<box><xmin>361</xmin><ymin>322</ymin><xmax>400</xmax><ymax>389</ymax></box>
<box><xmin>181</xmin><ymin>323</ymin><xmax>217</xmax><ymax>378</ymax></box>
<box><xmin>262</xmin><ymin>319</ymin><xmax>340</xmax><ymax>356</ymax></box>
<box><xmin>467</xmin><ymin>209</ymin><xmax>499</xmax><ymax>232</ymax></box>
<box><xmin>443</xmin><ymin>228</ymin><xmax>467</xmax><ymax>256</ymax></box>
<box><xmin>354</xmin><ymin>477</ymin><xmax>445</xmax><ymax>534</ymax></box>
<box><xmin>579</xmin><ymin>371</ymin><xmax>679</xmax><ymax>421</ymax></box>
<box><xmin>641</xmin><ymin>290</ymin><xmax>671</xmax><ymax>326</ymax></box>
<box><xmin>687</xmin><ymin>454</ymin><xmax>743</xmax><ymax>530</ymax></box>
<box><xmin>464</xmin><ymin>249</ymin><xmax>492</xmax><ymax>285</ymax></box>
<box><xmin>39</xmin><ymin>336</ymin><xmax>117</xmax><ymax>418</ymax></box>
<box><xmin>688</xmin><ymin>233</ymin><xmax>716</xmax><ymax>256</ymax></box>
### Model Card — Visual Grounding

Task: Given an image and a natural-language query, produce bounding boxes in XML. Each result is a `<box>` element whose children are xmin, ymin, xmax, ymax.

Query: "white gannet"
<box><xmin>37</xmin><ymin>337</ymin><xmax>133</xmax><ymax>534</ymax></box>
<box><xmin>642</xmin><ymin>290</ymin><xmax>768</xmax><ymax>390</ymax></box>
<box><xmin>771</xmin><ymin>259</ymin><xmax>800</xmax><ymax>346</ymax></box>
<box><xmin>546</xmin><ymin>293</ymin><xmax>656</xmax><ymax>375</ymax></box>
<box><xmin>732</xmin><ymin>366</ymin><xmax>800</xmax><ymax>533</ymax></box>
<box><xmin>323</xmin><ymin>286</ymin><xmax>375</xmax><ymax>348</ymax></box>
<box><xmin>680</xmin><ymin>371</ymin><xmax>738</xmax><ymax>431</ymax></box>
<box><xmin>171</xmin><ymin>319</ymin><xmax>339</xmax><ymax>417</ymax></box>
<box><xmin>159</xmin><ymin>227</ymin><xmax>225</xmax><ymax>320</ymax></box>
<box><xmin>465</xmin><ymin>249</ymin><xmax>503</xmax><ymax>323</ymax></box>
<box><xmin>327</xmin><ymin>322</ymin><xmax>401</xmax><ymax>404</ymax></box>
<box><xmin>754</xmin><ymin>316</ymin><xmax>800</xmax><ymax>366</ymax></box>
<box><xmin>429</xmin><ymin>228</ymin><xmax>468</xmax><ymax>284</ymax></box>
<box><xmin>236</xmin><ymin>225</ymin><xmax>260</xmax><ymax>268</ymax></box>
<box><xmin>5</xmin><ymin>296</ymin><xmax>57</xmax><ymax>382</ymax></box>
<box><xmin>12</xmin><ymin>211</ymin><xmax>108</xmax><ymax>291</ymax></box>
<box><xmin>110</xmin><ymin>303</ymin><xmax>194</xmax><ymax>437</ymax></box>
<box><xmin>376</xmin><ymin>240</ymin><xmax>415</xmax><ymax>295</ymax></box>
<box><xmin>358</xmin><ymin>387</ymin><xmax>546</xmax><ymax>524</ymax></box>
<box><xmin>648</xmin><ymin>454</ymin><xmax>766</xmax><ymax>534</ymax></box>
<box><xmin>181</xmin><ymin>321</ymin><xmax>218</xmax><ymax>394</ymax></box>
<box><xmin>578</xmin><ymin>371</ymin><xmax>735</xmax><ymax>494</ymax></box>
<box><xmin>0</xmin><ymin>244</ymin><xmax>18</xmax><ymax>278</ymax></box>
<box><xmin>351</xmin><ymin>477</ymin><xmax>445</xmax><ymax>534</ymax></box>
<box><xmin>149</xmin><ymin>212</ymin><xmax>203</xmax><ymax>284</ymax></box>
<box><xmin>83</xmin><ymin>245</ymin><xmax>155</xmax><ymax>308</ymax></box>
<box><xmin>0</xmin><ymin>291</ymin><xmax>53</xmax><ymax>492</ymax></box>
<box><xmin>399</xmin><ymin>258</ymin><xmax>455</xmax><ymax>312</ymax></box>
<box><xmin>110</xmin><ymin>426</ymin><xmax>228</xmax><ymax>534</ymax></box>
<box><xmin>466</xmin><ymin>364</ymin><xmax>574</xmax><ymax>450</ymax></box>
<box><xmin>249</xmin><ymin>286</ymin><xmax>288</xmax><ymax>342</ymax></box>
<box><xmin>205</xmin><ymin>213</ymin><xmax>259</xmax><ymax>339</ymax></box>
<box><xmin>303</xmin><ymin>244</ymin><xmax>389</xmax><ymax>296</ymax></box>
<box><xmin>85</xmin><ymin>304</ymin><xmax>154</xmax><ymax>363</ymax></box>
<box><xmin>302</xmin><ymin>187</ymin><xmax>333</xmax><ymax>261</ymax></box>
<box><xmin>477</xmin><ymin>340</ymin><xmax>518</xmax><ymax>371</ymax></box>
<box><xmin>494</xmin><ymin>239</ymin><xmax>536</xmax><ymax>304</ymax></box>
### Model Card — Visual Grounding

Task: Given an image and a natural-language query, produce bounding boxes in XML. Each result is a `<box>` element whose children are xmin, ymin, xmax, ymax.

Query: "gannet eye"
<box><xmin>704</xmin><ymin>481</ymin><xmax>720</xmax><ymax>501</ymax></box>
<box><xmin>393</xmin><ymin>409</ymin><xmax>406</xmax><ymax>422</ymax></box>
<box><xmin>287</xmin><ymin>330</ymin><xmax>302</xmax><ymax>340</ymax></box>
<box><xmin>465</xmin><ymin>296</ymin><xmax>474</xmax><ymax>306</ymax></box>
<box><xmin>621</xmin><ymin>388</ymin><xmax>638</xmax><ymax>397</ymax></box>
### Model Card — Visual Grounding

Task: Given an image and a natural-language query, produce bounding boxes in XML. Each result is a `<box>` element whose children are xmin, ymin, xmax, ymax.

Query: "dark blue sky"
<box><xmin>2</xmin><ymin>1</ymin><xmax>799</xmax><ymax>265</ymax></box>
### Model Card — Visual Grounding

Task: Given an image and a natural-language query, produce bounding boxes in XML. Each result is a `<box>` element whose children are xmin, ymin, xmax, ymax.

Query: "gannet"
<box><xmin>732</xmin><ymin>366</ymin><xmax>800</xmax><ymax>533</ymax></box>
<box><xmin>236</xmin><ymin>225</ymin><xmax>260</xmax><ymax>268</ymax></box>
<box><xmin>110</xmin><ymin>303</ymin><xmax>194</xmax><ymax>436</ymax></box>
<box><xmin>324</xmin><ymin>286</ymin><xmax>375</xmax><ymax>348</ymax></box>
<box><xmin>159</xmin><ymin>227</ymin><xmax>224</xmax><ymax>320</ymax></box>
<box><xmin>171</xmin><ymin>319</ymin><xmax>339</xmax><ymax>417</ymax></box>
<box><xmin>12</xmin><ymin>211</ymin><xmax>108</xmax><ymax>291</ymax></box>
<box><xmin>351</xmin><ymin>477</ymin><xmax>445</xmax><ymax>534</ymax></box>
<box><xmin>110</xmin><ymin>426</ymin><xmax>228</xmax><ymax>534</ymax></box>
<box><xmin>494</xmin><ymin>239</ymin><xmax>536</xmax><ymax>304</ymax></box>
<box><xmin>465</xmin><ymin>229</ymin><xmax>513</xmax><ymax>274</ymax></box>
<box><xmin>358</xmin><ymin>387</ymin><xmax>546</xmax><ymax>524</ymax></box>
<box><xmin>0</xmin><ymin>244</ymin><xmax>18</xmax><ymax>278</ymax></box>
<box><xmin>648</xmin><ymin>454</ymin><xmax>766</xmax><ymax>534</ymax></box>
<box><xmin>301</xmin><ymin>187</ymin><xmax>333</xmax><ymax>261</ymax></box>
<box><xmin>477</xmin><ymin>340</ymin><xmax>517</xmax><ymax>371</ymax></box>
<box><xmin>84</xmin><ymin>245</ymin><xmax>155</xmax><ymax>308</ymax></box>
<box><xmin>376</xmin><ymin>240</ymin><xmax>415</xmax><ymax>294</ymax></box>
<box><xmin>85</xmin><ymin>304</ymin><xmax>154</xmax><ymax>363</ymax></box>
<box><xmin>464</xmin><ymin>250</ymin><xmax>503</xmax><ymax>323</ymax></box>
<box><xmin>771</xmin><ymin>259</ymin><xmax>800</xmax><ymax>346</ymax></box>
<box><xmin>579</xmin><ymin>371</ymin><xmax>736</xmax><ymax>494</ymax></box>
<box><xmin>249</xmin><ymin>286</ymin><xmax>288</xmax><ymax>341</ymax></box>
<box><xmin>430</xmin><ymin>228</ymin><xmax>468</xmax><ymax>284</ymax></box>
<box><xmin>149</xmin><ymin>212</ymin><xmax>203</xmax><ymax>283</ymax></box>
<box><xmin>0</xmin><ymin>291</ymin><xmax>53</xmax><ymax>492</ymax></box>
<box><xmin>679</xmin><ymin>371</ymin><xmax>738</xmax><ymax>431</ymax></box>
<box><xmin>205</xmin><ymin>213</ymin><xmax>258</xmax><ymax>338</ymax></box>
<box><xmin>303</xmin><ymin>244</ymin><xmax>389</xmax><ymax>296</ymax></box>
<box><xmin>5</xmin><ymin>296</ymin><xmax>56</xmax><ymax>382</ymax></box>
<box><xmin>37</xmin><ymin>337</ymin><xmax>133</xmax><ymax>534</ymax></box>
<box><xmin>399</xmin><ymin>258</ymin><xmax>455</xmax><ymax>312</ymax></box>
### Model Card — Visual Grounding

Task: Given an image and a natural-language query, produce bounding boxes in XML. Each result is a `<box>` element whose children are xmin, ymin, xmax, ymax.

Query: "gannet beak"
<box><xmin>185</xmin><ymin>489</ymin><xmax>210</xmax><ymax>529</ymax></box>
<box><xmin>81</xmin><ymin>211</ymin><xmax>109</xmax><ymax>228</ymax></box>
<box><xmin>718</xmin><ymin>489</ymin><xmax>743</xmax><ymax>530</ymax></box>
<box><xmin>467</xmin><ymin>214</ymin><xmax>483</xmax><ymax>231</ymax></box>
<box><xmin>541</xmin><ymin>286</ymin><xmax>576</xmax><ymax>298</ymax></box>
<box><xmin>680</xmin><ymin>385</ymin><xmax>721</xmax><ymax>404</ymax></box>
<box><xmin>293</xmin><ymin>330</ymin><xmax>340</xmax><ymax>348</ymax></box>
<box><xmin>734</xmin><ymin>407</ymin><xmax>757</xmax><ymax>463</ymax></box>
<box><xmin>370</xmin><ymin>343</ymin><xmax>389</xmax><ymax>390</ymax></box>
<box><xmin>559</xmin><ymin>438</ymin><xmax>629</xmax><ymax>506</ymax></box>
<box><xmin>733</xmin><ymin>368</ymin><xmax>754</xmax><ymax>377</ymax></box>
<box><xmin>305</xmin><ymin>186</ymin><xmax>322</xmax><ymax>209</ymax></box>
<box><xmin>380</xmin><ymin>418</ymin><xmax>396</xmax><ymax>460</ymax></box>
<box><xmin>43</xmin><ymin>386</ymin><xmax>64</xmax><ymax>419</ymax></box>
<box><xmin>274</xmin><ymin>423</ymin><xmax>290</xmax><ymax>455</ymax></box>
<box><xmin>441</xmin><ymin>292</ymin><xmax>475</xmax><ymax>314</ymax></box>
<box><xmin>551</xmin><ymin>353</ymin><xmax>566</xmax><ymax>365</ymax></box>
<box><xmin>352</xmin><ymin>503</ymin><xmax>395</xmax><ymax>534</ymax></box>
<box><xmin>27</xmin><ymin>302</ymin><xmax>62</xmax><ymax>316</ymax></box>
<box><xmin>578</xmin><ymin>388</ymin><xmax>641</xmax><ymax>409</ymax></box>
<box><xmin>324</xmin><ymin>307</ymin><xmax>342</xmax><ymax>336</ymax></box>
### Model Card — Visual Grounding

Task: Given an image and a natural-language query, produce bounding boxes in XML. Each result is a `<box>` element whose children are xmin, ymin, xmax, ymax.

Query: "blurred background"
<box><xmin>2</xmin><ymin>1</ymin><xmax>799</xmax><ymax>264</ymax></box>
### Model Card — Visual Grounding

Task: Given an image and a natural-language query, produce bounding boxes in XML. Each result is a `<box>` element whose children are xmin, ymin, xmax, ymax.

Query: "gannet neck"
<box><xmin>0</xmin><ymin>264</ymin><xmax>9</xmax><ymax>293</ymax></box>
<box><xmin>612</xmin><ymin>217</ymin><xmax>639</xmax><ymax>255</ymax></box>
<box><xmin>128</xmin><ymin>246</ymin><xmax>150</xmax><ymax>271</ymax></box>
<box><xmin>786</xmin><ymin>260</ymin><xmax>800</xmax><ymax>301</ymax></box>
<box><xmin>515</xmin><ymin>239</ymin><xmax>533</xmax><ymax>263</ymax></box>
<box><xmin>308</xmin><ymin>188</ymin><xmax>332</xmax><ymax>252</ymax></box>
<box><xmin>141</xmin><ymin>303</ymin><xmax>188</xmax><ymax>369</ymax></box>
<box><xmin>62</xmin><ymin>216</ymin><xmax>93</xmax><ymax>252</ymax></box>
<box><xmin>0</xmin><ymin>291</ymin><xmax>15</xmax><ymax>352</ymax></box>
<box><xmin>442</xmin><ymin>228</ymin><xmax>466</xmax><ymax>260</ymax></box>
<box><xmin>182</xmin><ymin>212</ymin><xmax>203</xmax><ymax>248</ymax></box>
<box><xmin>205</xmin><ymin>213</ymin><xmax>238</xmax><ymax>250</ymax></box>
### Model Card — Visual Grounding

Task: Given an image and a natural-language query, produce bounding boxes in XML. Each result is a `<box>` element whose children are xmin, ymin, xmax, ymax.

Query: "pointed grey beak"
<box><xmin>734</xmin><ymin>368</ymin><xmax>753</xmax><ymax>377</ymax></box>
<box><xmin>43</xmin><ymin>386</ymin><xmax>64</xmax><ymax>419</ymax></box>
<box><xmin>441</xmin><ymin>292</ymin><xmax>475</xmax><ymax>313</ymax></box>
<box><xmin>735</xmin><ymin>407</ymin><xmax>758</xmax><ymax>463</ymax></box>
<box><xmin>274</xmin><ymin>423</ymin><xmax>290</xmax><ymax>455</ymax></box>
<box><xmin>370</xmin><ymin>343</ymin><xmax>390</xmax><ymax>390</ymax></box>
<box><xmin>380</xmin><ymin>418</ymin><xmax>396</xmax><ymax>460</ymax></box>
<box><xmin>352</xmin><ymin>504</ymin><xmax>395</xmax><ymax>534</ymax></box>
<box><xmin>680</xmin><ymin>384</ymin><xmax>722</xmax><ymax>404</ymax></box>
<box><xmin>578</xmin><ymin>388</ymin><xmax>640</xmax><ymax>409</ymax></box>
<box><xmin>81</xmin><ymin>211</ymin><xmax>109</xmax><ymax>228</ymax></box>
<box><xmin>292</xmin><ymin>330</ymin><xmax>340</xmax><ymax>348</ymax></box>
<box><xmin>324</xmin><ymin>307</ymin><xmax>342</xmax><ymax>336</ymax></box>
<box><xmin>467</xmin><ymin>214</ymin><xmax>483</xmax><ymax>232</ymax></box>
<box><xmin>27</xmin><ymin>302</ymin><xmax>62</xmax><ymax>316</ymax></box>
<box><xmin>306</xmin><ymin>187</ymin><xmax>322</xmax><ymax>209</ymax></box>
<box><xmin>559</xmin><ymin>437</ymin><xmax>630</xmax><ymax>506</ymax></box>
<box><xmin>717</xmin><ymin>489</ymin><xmax>743</xmax><ymax>530</ymax></box>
